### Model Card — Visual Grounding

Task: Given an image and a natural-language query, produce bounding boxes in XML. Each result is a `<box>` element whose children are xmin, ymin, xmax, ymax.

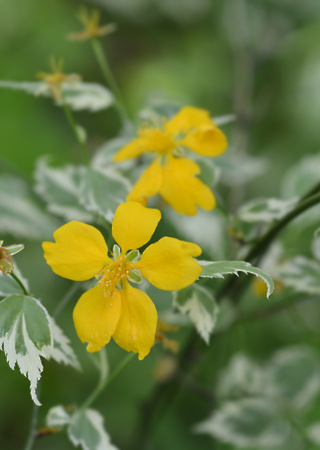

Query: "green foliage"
<box><xmin>196</xmin><ymin>347</ymin><xmax>320</xmax><ymax>448</ymax></box>
<box><xmin>0</xmin><ymin>81</ymin><xmax>114</xmax><ymax>112</ymax></box>
<box><xmin>35</xmin><ymin>160</ymin><xmax>130</xmax><ymax>223</ymax></box>
<box><xmin>46</xmin><ymin>405</ymin><xmax>118</xmax><ymax>450</ymax></box>
<box><xmin>0</xmin><ymin>294</ymin><xmax>52</xmax><ymax>405</ymax></box>
<box><xmin>173</xmin><ymin>284</ymin><xmax>219</xmax><ymax>343</ymax></box>
<box><xmin>199</xmin><ymin>260</ymin><xmax>274</xmax><ymax>298</ymax></box>
<box><xmin>237</xmin><ymin>198</ymin><xmax>298</xmax><ymax>224</ymax></box>
<box><xmin>0</xmin><ymin>174</ymin><xmax>60</xmax><ymax>239</ymax></box>
<box><xmin>276</xmin><ymin>256</ymin><xmax>320</xmax><ymax>295</ymax></box>
<box><xmin>1</xmin><ymin>1</ymin><xmax>320</xmax><ymax>449</ymax></box>
<box><xmin>195</xmin><ymin>397</ymin><xmax>290</xmax><ymax>448</ymax></box>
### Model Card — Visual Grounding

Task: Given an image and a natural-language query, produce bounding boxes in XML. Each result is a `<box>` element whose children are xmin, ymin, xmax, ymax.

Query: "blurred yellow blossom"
<box><xmin>68</xmin><ymin>7</ymin><xmax>117</xmax><ymax>42</ymax></box>
<box><xmin>155</xmin><ymin>321</ymin><xmax>180</xmax><ymax>353</ymax></box>
<box><xmin>114</xmin><ymin>106</ymin><xmax>228</xmax><ymax>215</ymax></box>
<box><xmin>37</xmin><ymin>58</ymin><xmax>80</xmax><ymax>100</ymax></box>
<box><xmin>42</xmin><ymin>202</ymin><xmax>202</xmax><ymax>360</ymax></box>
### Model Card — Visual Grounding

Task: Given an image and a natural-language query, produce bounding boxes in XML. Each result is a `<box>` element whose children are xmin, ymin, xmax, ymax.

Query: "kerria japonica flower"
<box><xmin>113</xmin><ymin>106</ymin><xmax>228</xmax><ymax>216</ymax></box>
<box><xmin>42</xmin><ymin>202</ymin><xmax>202</xmax><ymax>360</ymax></box>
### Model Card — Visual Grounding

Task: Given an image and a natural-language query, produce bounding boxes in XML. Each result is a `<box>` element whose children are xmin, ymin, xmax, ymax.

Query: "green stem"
<box><xmin>61</xmin><ymin>95</ymin><xmax>90</xmax><ymax>165</ymax></box>
<box><xmin>10</xmin><ymin>272</ymin><xmax>28</xmax><ymax>295</ymax></box>
<box><xmin>244</xmin><ymin>192</ymin><xmax>320</xmax><ymax>264</ymax></box>
<box><xmin>90</xmin><ymin>38</ymin><xmax>130</xmax><ymax>127</ymax></box>
<box><xmin>81</xmin><ymin>351</ymin><xmax>135</xmax><ymax>410</ymax></box>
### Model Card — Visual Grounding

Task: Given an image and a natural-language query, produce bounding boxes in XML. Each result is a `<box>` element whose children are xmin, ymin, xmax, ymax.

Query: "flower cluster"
<box><xmin>43</xmin><ymin>202</ymin><xmax>202</xmax><ymax>359</ymax></box>
<box><xmin>114</xmin><ymin>106</ymin><xmax>228</xmax><ymax>215</ymax></box>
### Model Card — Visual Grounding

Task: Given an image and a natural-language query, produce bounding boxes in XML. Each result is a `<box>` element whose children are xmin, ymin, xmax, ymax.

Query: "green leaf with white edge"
<box><xmin>194</xmin><ymin>158</ymin><xmax>221</xmax><ymax>187</ymax></box>
<box><xmin>265</xmin><ymin>346</ymin><xmax>320</xmax><ymax>410</ymax></box>
<box><xmin>50</xmin><ymin>319</ymin><xmax>81</xmax><ymax>371</ymax></box>
<box><xmin>80</xmin><ymin>167</ymin><xmax>130</xmax><ymax>223</ymax></box>
<box><xmin>0</xmin><ymin>81</ymin><xmax>114</xmax><ymax>112</ymax></box>
<box><xmin>68</xmin><ymin>409</ymin><xmax>119</xmax><ymax>450</ymax></box>
<box><xmin>216</xmin><ymin>354</ymin><xmax>264</xmax><ymax>399</ymax></box>
<box><xmin>199</xmin><ymin>260</ymin><xmax>274</xmax><ymax>298</ymax></box>
<box><xmin>59</xmin><ymin>83</ymin><xmax>114</xmax><ymax>112</ymax></box>
<box><xmin>173</xmin><ymin>284</ymin><xmax>219</xmax><ymax>344</ymax></box>
<box><xmin>276</xmin><ymin>256</ymin><xmax>320</xmax><ymax>295</ymax></box>
<box><xmin>0</xmin><ymin>174</ymin><xmax>61</xmax><ymax>240</ymax></box>
<box><xmin>46</xmin><ymin>405</ymin><xmax>71</xmax><ymax>428</ymax></box>
<box><xmin>0</xmin><ymin>294</ymin><xmax>53</xmax><ymax>405</ymax></box>
<box><xmin>237</xmin><ymin>197</ymin><xmax>298</xmax><ymax>223</ymax></box>
<box><xmin>194</xmin><ymin>398</ymin><xmax>290</xmax><ymax>448</ymax></box>
<box><xmin>0</xmin><ymin>81</ymin><xmax>47</xmax><ymax>96</ymax></box>
<box><xmin>5</xmin><ymin>244</ymin><xmax>24</xmax><ymax>256</ymax></box>
<box><xmin>34</xmin><ymin>159</ymin><xmax>94</xmax><ymax>222</ymax></box>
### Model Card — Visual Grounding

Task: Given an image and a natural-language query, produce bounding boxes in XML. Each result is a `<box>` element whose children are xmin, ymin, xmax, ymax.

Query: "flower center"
<box><xmin>97</xmin><ymin>255</ymin><xmax>131</xmax><ymax>297</ymax></box>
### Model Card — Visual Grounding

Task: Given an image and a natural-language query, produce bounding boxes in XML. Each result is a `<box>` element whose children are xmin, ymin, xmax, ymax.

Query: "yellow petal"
<box><xmin>127</xmin><ymin>158</ymin><xmax>163</xmax><ymax>206</ymax></box>
<box><xmin>179</xmin><ymin>124</ymin><xmax>228</xmax><ymax>157</ymax></box>
<box><xmin>160</xmin><ymin>156</ymin><xmax>216</xmax><ymax>215</ymax></box>
<box><xmin>113</xmin><ymin>137</ymin><xmax>150</xmax><ymax>162</ymax></box>
<box><xmin>112</xmin><ymin>202</ymin><xmax>161</xmax><ymax>253</ymax></box>
<box><xmin>113</xmin><ymin>282</ymin><xmax>157</xmax><ymax>360</ymax></box>
<box><xmin>42</xmin><ymin>221</ymin><xmax>111</xmax><ymax>281</ymax></box>
<box><xmin>113</xmin><ymin>128</ymin><xmax>174</xmax><ymax>162</ymax></box>
<box><xmin>73</xmin><ymin>285</ymin><xmax>121</xmax><ymax>353</ymax></box>
<box><xmin>164</xmin><ymin>106</ymin><xmax>213</xmax><ymax>136</ymax></box>
<box><xmin>136</xmin><ymin>236</ymin><xmax>202</xmax><ymax>290</ymax></box>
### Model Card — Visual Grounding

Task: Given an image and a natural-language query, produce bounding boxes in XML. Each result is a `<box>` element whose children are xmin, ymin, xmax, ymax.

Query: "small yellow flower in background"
<box><xmin>155</xmin><ymin>321</ymin><xmax>180</xmax><ymax>353</ymax></box>
<box><xmin>253</xmin><ymin>277</ymin><xmax>283</xmax><ymax>297</ymax></box>
<box><xmin>42</xmin><ymin>202</ymin><xmax>202</xmax><ymax>360</ymax></box>
<box><xmin>113</xmin><ymin>106</ymin><xmax>228</xmax><ymax>215</ymax></box>
<box><xmin>68</xmin><ymin>7</ymin><xmax>117</xmax><ymax>42</ymax></box>
<box><xmin>37</xmin><ymin>57</ymin><xmax>80</xmax><ymax>100</ymax></box>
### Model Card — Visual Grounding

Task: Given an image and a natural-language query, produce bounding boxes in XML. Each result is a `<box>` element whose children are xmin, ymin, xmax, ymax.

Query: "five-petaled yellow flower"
<box><xmin>42</xmin><ymin>202</ymin><xmax>202</xmax><ymax>360</ymax></box>
<box><xmin>113</xmin><ymin>106</ymin><xmax>228</xmax><ymax>216</ymax></box>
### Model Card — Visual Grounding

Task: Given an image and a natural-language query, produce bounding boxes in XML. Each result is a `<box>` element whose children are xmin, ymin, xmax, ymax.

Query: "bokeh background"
<box><xmin>1</xmin><ymin>0</ymin><xmax>320</xmax><ymax>449</ymax></box>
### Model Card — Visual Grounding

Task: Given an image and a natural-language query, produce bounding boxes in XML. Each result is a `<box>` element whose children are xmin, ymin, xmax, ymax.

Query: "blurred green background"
<box><xmin>1</xmin><ymin>0</ymin><xmax>320</xmax><ymax>449</ymax></box>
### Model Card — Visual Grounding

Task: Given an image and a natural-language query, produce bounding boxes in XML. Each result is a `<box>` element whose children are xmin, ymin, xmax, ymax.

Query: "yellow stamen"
<box><xmin>96</xmin><ymin>255</ymin><xmax>132</xmax><ymax>297</ymax></box>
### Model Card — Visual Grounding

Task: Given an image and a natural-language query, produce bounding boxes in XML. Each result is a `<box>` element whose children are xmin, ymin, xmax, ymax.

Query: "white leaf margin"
<box><xmin>0</xmin><ymin>296</ymin><xmax>53</xmax><ymax>405</ymax></box>
<box><xmin>69</xmin><ymin>409</ymin><xmax>119</xmax><ymax>450</ymax></box>
<box><xmin>0</xmin><ymin>80</ymin><xmax>114</xmax><ymax>112</ymax></box>
<box><xmin>50</xmin><ymin>319</ymin><xmax>81</xmax><ymax>371</ymax></box>
<box><xmin>198</xmin><ymin>260</ymin><xmax>274</xmax><ymax>298</ymax></box>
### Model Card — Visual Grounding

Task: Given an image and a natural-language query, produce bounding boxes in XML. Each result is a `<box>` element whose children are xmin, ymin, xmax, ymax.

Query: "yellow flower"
<box><xmin>113</xmin><ymin>106</ymin><xmax>228</xmax><ymax>215</ymax></box>
<box><xmin>68</xmin><ymin>7</ymin><xmax>117</xmax><ymax>42</ymax></box>
<box><xmin>37</xmin><ymin>57</ymin><xmax>80</xmax><ymax>100</ymax></box>
<box><xmin>42</xmin><ymin>202</ymin><xmax>202</xmax><ymax>360</ymax></box>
